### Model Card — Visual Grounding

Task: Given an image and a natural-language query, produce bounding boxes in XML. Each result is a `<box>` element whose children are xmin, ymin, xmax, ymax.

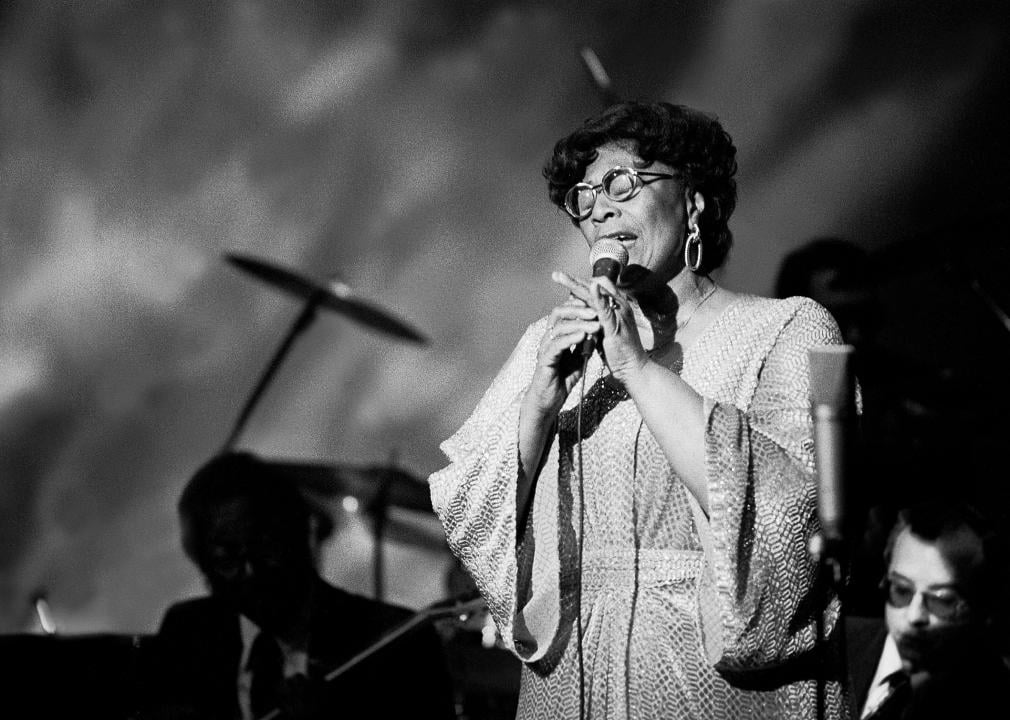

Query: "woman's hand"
<box><xmin>518</xmin><ymin>277</ymin><xmax>602</xmax><ymax>498</ymax></box>
<box><xmin>517</xmin><ymin>269</ymin><xmax>649</xmax><ymax>490</ymax></box>
<box><xmin>521</xmin><ymin>284</ymin><xmax>601</xmax><ymax>420</ymax></box>
<box><xmin>551</xmin><ymin>271</ymin><xmax>649</xmax><ymax>386</ymax></box>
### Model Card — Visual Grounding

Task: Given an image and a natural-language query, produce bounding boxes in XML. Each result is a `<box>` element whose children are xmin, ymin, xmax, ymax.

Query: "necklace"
<box><xmin>642</xmin><ymin>280</ymin><xmax>718</xmax><ymax>361</ymax></box>
<box><xmin>676</xmin><ymin>280</ymin><xmax>718</xmax><ymax>332</ymax></box>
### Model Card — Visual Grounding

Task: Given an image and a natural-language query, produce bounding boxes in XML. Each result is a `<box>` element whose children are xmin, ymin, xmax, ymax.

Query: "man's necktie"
<box><xmin>863</xmin><ymin>670</ymin><xmax>911</xmax><ymax>720</ymax></box>
<box><xmin>248</xmin><ymin>632</ymin><xmax>284</xmax><ymax>719</ymax></box>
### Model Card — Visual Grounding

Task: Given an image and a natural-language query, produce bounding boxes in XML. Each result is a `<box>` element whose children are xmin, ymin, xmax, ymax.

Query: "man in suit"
<box><xmin>140</xmin><ymin>451</ymin><xmax>456</xmax><ymax>720</ymax></box>
<box><xmin>846</xmin><ymin>499</ymin><xmax>1008</xmax><ymax>719</ymax></box>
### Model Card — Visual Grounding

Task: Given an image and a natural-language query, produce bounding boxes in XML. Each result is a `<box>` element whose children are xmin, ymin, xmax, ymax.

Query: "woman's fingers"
<box><xmin>590</xmin><ymin>276</ymin><xmax>621</xmax><ymax>307</ymax></box>
<box><xmin>542</xmin><ymin>272</ymin><xmax>629</xmax><ymax>352</ymax></box>
<box><xmin>543</xmin><ymin>321</ymin><xmax>600</xmax><ymax>351</ymax></box>
<box><xmin>551</xmin><ymin>271</ymin><xmax>592</xmax><ymax>303</ymax></box>
<box><xmin>547</xmin><ymin>304</ymin><xmax>598</xmax><ymax>329</ymax></box>
<box><xmin>545</xmin><ymin>270</ymin><xmax>636</xmax><ymax>357</ymax></box>
<box><xmin>584</xmin><ymin>277</ymin><xmax>626</xmax><ymax>332</ymax></box>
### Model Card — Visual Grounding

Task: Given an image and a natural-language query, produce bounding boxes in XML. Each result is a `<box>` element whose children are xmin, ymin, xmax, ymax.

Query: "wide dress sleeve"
<box><xmin>429</xmin><ymin>318</ymin><xmax>552</xmax><ymax>660</ymax></box>
<box><xmin>431</xmin><ymin>296</ymin><xmax>846</xmax><ymax>681</ymax></box>
<box><xmin>693</xmin><ymin>296</ymin><xmax>845</xmax><ymax>672</ymax></box>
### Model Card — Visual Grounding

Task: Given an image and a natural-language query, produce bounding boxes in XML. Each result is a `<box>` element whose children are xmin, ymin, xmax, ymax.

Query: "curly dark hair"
<box><xmin>882</xmin><ymin>499</ymin><xmax>1002</xmax><ymax>615</ymax></box>
<box><xmin>544</xmin><ymin>101</ymin><xmax>738</xmax><ymax>274</ymax></box>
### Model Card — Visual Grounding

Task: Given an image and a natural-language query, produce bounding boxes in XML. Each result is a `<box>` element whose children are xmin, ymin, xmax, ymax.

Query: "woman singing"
<box><xmin>430</xmin><ymin>101</ymin><xmax>849</xmax><ymax>719</ymax></box>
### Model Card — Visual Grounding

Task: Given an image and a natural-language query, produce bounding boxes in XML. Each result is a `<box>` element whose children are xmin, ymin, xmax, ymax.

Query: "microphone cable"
<box><xmin>573</xmin><ymin>347</ymin><xmax>640</xmax><ymax>720</ymax></box>
<box><xmin>573</xmin><ymin>239</ymin><xmax>626</xmax><ymax>719</ymax></box>
<box><xmin>575</xmin><ymin>349</ymin><xmax>591</xmax><ymax>720</ymax></box>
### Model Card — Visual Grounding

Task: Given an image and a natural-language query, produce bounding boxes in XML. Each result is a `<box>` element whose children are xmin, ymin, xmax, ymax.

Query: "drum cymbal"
<box><xmin>226</xmin><ymin>252</ymin><xmax>428</xmax><ymax>345</ymax></box>
<box><xmin>264</xmin><ymin>458</ymin><xmax>433</xmax><ymax>514</ymax></box>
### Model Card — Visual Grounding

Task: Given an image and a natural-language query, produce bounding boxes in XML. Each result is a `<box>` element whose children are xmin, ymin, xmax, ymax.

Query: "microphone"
<box><xmin>807</xmin><ymin>345</ymin><xmax>857</xmax><ymax>562</ymax></box>
<box><xmin>581</xmin><ymin>238</ymin><xmax>629</xmax><ymax>357</ymax></box>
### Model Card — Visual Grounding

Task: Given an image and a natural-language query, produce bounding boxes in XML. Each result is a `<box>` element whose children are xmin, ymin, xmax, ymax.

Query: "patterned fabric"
<box><xmin>430</xmin><ymin>294</ymin><xmax>850</xmax><ymax>719</ymax></box>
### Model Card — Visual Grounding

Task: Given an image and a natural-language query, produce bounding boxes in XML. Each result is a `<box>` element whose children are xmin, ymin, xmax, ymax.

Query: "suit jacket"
<box><xmin>139</xmin><ymin>579</ymin><xmax>456</xmax><ymax>720</ymax></box>
<box><xmin>845</xmin><ymin>614</ymin><xmax>1010</xmax><ymax>720</ymax></box>
<box><xmin>846</xmin><ymin>615</ymin><xmax>889</xmax><ymax>715</ymax></box>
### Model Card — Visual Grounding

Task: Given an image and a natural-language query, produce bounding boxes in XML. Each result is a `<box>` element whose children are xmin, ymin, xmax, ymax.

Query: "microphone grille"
<box><xmin>808</xmin><ymin>345</ymin><xmax>856</xmax><ymax>407</ymax></box>
<box><xmin>589</xmin><ymin>238</ymin><xmax>629</xmax><ymax>267</ymax></box>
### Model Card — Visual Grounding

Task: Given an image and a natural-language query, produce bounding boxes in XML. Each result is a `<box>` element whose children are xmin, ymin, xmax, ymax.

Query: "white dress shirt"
<box><xmin>861</xmin><ymin>633</ymin><xmax>904</xmax><ymax>718</ymax></box>
<box><xmin>237</xmin><ymin>614</ymin><xmax>309</xmax><ymax>720</ymax></box>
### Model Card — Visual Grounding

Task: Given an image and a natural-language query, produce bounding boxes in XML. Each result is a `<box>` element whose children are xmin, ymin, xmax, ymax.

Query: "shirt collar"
<box><xmin>238</xmin><ymin>614</ymin><xmax>309</xmax><ymax>676</ymax></box>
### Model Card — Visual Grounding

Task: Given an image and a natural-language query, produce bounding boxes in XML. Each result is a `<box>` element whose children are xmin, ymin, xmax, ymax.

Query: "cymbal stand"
<box><xmin>579</xmin><ymin>46</ymin><xmax>620</xmax><ymax>107</ymax></box>
<box><xmin>809</xmin><ymin>535</ymin><xmax>848</xmax><ymax>720</ymax></box>
<box><xmin>222</xmin><ymin>294</ymin><xmax>322</xmax><ymax>452</ymax></box>
<box><xmin>967</xmin><ymin>275</ymin><xmax>1010</xmax><ymax>335</ymax></box>
<box><xmin>371</xmin><ymin>477</ymin><xmax>390</xmax><ymax>602</ymax></box>
<box><xmin>254</xmin><ymin>593</ymin><xmax>485</xmax><ymax>720</ymax></box>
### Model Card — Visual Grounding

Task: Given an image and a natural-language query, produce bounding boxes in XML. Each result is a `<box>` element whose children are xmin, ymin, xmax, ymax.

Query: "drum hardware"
<box><xmin>220</xmin><ymin>252</ymin><xmax>428</xmax><ymax>451</ymax></box>
<box><xmin>254</xmin><ymin>592</ymin><xmax>486</xmax><ymax>720</ymax></box>
<box><xmin>258</xmin><ymin>457</ymin><xmax>442</xmax><ymax>600</ymax></box>
<box><xmin>579</xmin><ymin>46</ymin><xmax>620</xmax><ymax>108</ymax></box>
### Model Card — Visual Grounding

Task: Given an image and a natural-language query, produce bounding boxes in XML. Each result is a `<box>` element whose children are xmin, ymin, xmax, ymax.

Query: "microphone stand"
<box><xmin>809</xmin><ymin>533</ymin><xmax>848</xmax><ymax>720</ymax></box>
<box><xmin>253</xmin><ymin>593</ymin><xmax>485</xmax><ymax>720</ymax></box>
<box><xmin>579</xmin><ymin>46</ymin><xmax>621</xmax><ymax>107</ymax></box>
<box><xmin>807</xmin><ymin>343</ymin><xmax>857</xmax><ymax>720</ymax></box>
<box><xmin>371</xmin><ymin>478</ymin><xmax>389</xmax><ymax>602</ymax></box>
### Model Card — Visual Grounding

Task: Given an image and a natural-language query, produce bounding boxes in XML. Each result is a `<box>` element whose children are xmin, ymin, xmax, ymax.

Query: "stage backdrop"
<box><xmin>2</xmin><ymin>0</ymin><xmax>1009</xmax><ymax>633</ymax></box>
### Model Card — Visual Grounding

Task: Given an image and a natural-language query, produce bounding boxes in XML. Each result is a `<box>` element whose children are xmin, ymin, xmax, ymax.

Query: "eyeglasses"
<box><xmin>564</xmin><ymin>165</ymin><xmax>676</xmax><ymax>220</ymax></box>
<box><xmin>207</xmin><ymin>542</ymin><xmax>289</xmax><ymax>580</ymax></box>
<box><xmin>882</xmin><ymin>574</ymin><xmax>969</xmax><ymax>621</ymax></box>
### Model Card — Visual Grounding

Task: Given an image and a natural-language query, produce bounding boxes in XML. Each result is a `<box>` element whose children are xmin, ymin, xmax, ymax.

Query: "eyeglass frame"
<box><xmin>563</xmin><ymin>165</ymin><xmax>678</xmax><ymax>220</ymax></box>
<box><xmin>880</xmin><ymin>573</ymin><xmax>971</xmax><ymax>621</ymax></box>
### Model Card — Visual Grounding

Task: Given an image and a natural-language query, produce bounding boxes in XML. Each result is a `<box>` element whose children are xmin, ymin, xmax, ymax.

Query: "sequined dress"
<box><xmin>430</xmin><ymin>295</ymin><xmax>850</xmax><ymax>719</ymax></box>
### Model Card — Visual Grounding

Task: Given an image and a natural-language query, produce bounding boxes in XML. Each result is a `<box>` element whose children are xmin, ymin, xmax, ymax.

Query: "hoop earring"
<box><xmin>684</xmin><ymin>224</ymin><xmax>703</xmax><ymax>273</ymax></box>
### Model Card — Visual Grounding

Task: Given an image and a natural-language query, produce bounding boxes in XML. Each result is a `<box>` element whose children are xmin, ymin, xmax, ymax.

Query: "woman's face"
<box><xmin>577</xmin><ymin>142</ymin><xmax>694</xmax><ymax>291</ymax></box>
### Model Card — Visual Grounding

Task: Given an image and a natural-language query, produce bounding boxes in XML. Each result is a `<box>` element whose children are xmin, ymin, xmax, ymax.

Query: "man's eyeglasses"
<box><xmin>564</xmin><ymin>166</ymin><xmax>676</xmax><ymax>220</ymax></box>
<box><xmin>881</xmin><ymin>574</ymin><xmax>969</xmax><ymax>621</ymax></box>
<box><xmin>207</xmin><ymin>542</ymin><xmax>288</xmax><ymax>580</ymax></box>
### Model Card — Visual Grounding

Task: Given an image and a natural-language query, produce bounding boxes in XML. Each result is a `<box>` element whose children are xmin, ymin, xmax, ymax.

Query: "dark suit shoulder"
<box><xmin>844</xmin><ymin>614</ymin><xmax>887</xmax><ymax>711</ymax></box>
<box><xmin>906</xmin><ymin>650</ymin><xmax>1010</xmax><ymax>719</ymax></box>
<box><xmin>157</xmin><ymin>594</ymin><xmax>236</xmax><ymax>636</ymax></box>
<box><xmin>308</xmin><ymin>583</ymin><xmax>455</xmax><ymax>720</ymax></box>
<box><xmin>312</xmin><ymin>582</ymin><xmax>413</xmax><ymax>631</ymax></box>
<box><xmin>845</xmin><ymin>615</ymin><xmax>885</xmax><ymax>646</ymax></box>
<box><xmin>159</xmin><ymin>595</ymin><xmax>218</xmax><ymax>623</ymax></box>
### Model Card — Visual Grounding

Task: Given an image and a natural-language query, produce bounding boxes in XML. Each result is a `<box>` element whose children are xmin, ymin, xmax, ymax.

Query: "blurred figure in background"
<box><xmin>775</xmin><ymin>237</ymin><xmax>878</xmax><ymax>350</ymax></box>
<box><xmin>846</xmin><ymin>499</ymin><xmax>1009</xmax><ymax>719</ymax></box>
<box><xmin>140</xmin><ymin>451</ymin><xmax>454</xmax><ymax>720</ymax></box>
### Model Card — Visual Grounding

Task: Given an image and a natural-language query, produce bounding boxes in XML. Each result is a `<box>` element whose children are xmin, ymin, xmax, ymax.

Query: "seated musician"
<box><xmin>139</xmin><ymin>451</ymin><xmax>455</xmax><ymax>720</ymax></box>
<box><xmin>846</xmin><ymin>498</ymin><xmax>1009</xmax><ymax>719</ymax></box>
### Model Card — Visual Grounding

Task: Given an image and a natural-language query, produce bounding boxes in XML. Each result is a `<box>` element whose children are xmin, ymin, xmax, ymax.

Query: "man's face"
<box><xmin>202</xmin><ymin>498</ymin><xmax>313</xmax><ymax>630</ymax></box>
<box><xmin>884</xmin><ymin>528</ymin><xmax>981</xmax><ymax>673</ymax></box>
